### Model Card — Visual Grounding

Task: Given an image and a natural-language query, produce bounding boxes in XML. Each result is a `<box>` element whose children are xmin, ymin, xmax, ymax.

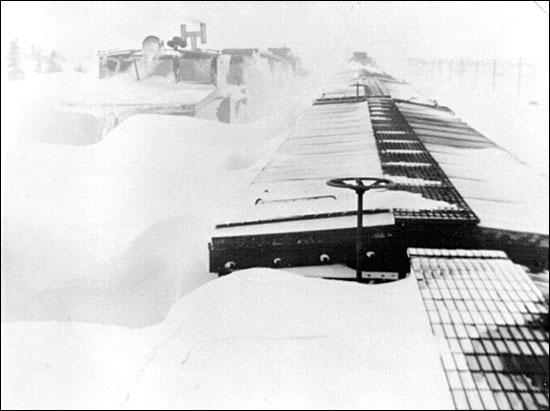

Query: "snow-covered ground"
<box><xmin>380</xmin><ymin>57</ymin><xmax>549</xmax><ymax>177</ymax></box>
<box><xmin>2</xmin><ymin>269</ymin><xmax>453</xmax><ymax>409</ymax></box>
<box><xmin>1</xmin><ymin>112</ymin><xmax>297</xmax><ymax>326</ymax></box>
<box><xmin>1</xmin><ymin>62</ymin><xmax>323</xmax><ymax>326</ymax></box>
<box><xmin>2</xmin><ymin>57</ymin><xmax>371</xmax><ymax>409</ymax></box>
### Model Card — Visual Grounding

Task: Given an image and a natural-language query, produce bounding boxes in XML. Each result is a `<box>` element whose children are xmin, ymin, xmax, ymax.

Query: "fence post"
<box><xmin>492</xmin><ymin>59</ymin><xmax>497</xmax><ymax>91</ymax></box>
<box><xmin>517</xmin><ymin>58</ymin><xmax>522</xmax><ymax>96</ymax></box>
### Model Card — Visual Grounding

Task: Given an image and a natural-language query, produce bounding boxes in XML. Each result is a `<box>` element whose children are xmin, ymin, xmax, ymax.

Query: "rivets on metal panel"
<box><xmin>224</xmin><ymin>261</ymin><xmax>236</xmax><ymax>271</ymax></box>
<box><xmin>319</xmin><ymin>254</ymin><xmax>330</xmax><ymax>264</ymax></box>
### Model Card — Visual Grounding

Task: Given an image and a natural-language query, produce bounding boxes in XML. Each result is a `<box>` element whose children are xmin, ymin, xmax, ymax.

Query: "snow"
<box><xmin>375</xmin><ymin>60</ymin><xmax>549</xmax><ymax>235</ymax></box>
<box><xmin>382</xmin><ymin>149</ymin><xmax>425</xmax><ymax>154</ymax></box>
<box><xmin>1</xmin><ymin>40</ymin><xmax>329</xmax><ymax>326</ymax></box>
<box><xmin>2</xmin><ymin>40</ymin><xmax>546</xmax><ymax>410</ymax></box>
<box><xmin>424</xmin><ymin>141</ymin><xmax>548</xmax><ymax>235</ymax></box>
<box><xmin>386</xmin><ymin>176</ymin><xmax>442</xmax><ymax>187</ymax></box>
<box><xmin>1</xmin><ymin>321</ymin><xmax>160</xmax><ymax>409</ymax></box>
<box><xmin>225</xmin><ymin>189</ymin><xmax>457</xmax><ymax>226</ymax></box>
<box><xmin>382</xmin><ymin>58</ymin><xmax>549</xmax><ymax>177</ymax></box>
<box><xmin>41</xmin><ymin>72</ymin><xmax>217</xmax><ymax>107</ymax></box>
<box><xmin>1</xmin><ymin>110</ymin><xmax>297</xmax><ymax>326</ymax></box>
<box><xmin>3</xmin><ymin>53</ymin><xmax>315</xmax><ymax>144</ymax></box>
<box><xmin>214</xmin><ymin>213</ymin><xmax>395</xmax><ymax>237</ymax></box>
<box><xmin>215</xmin><ymin>100</ymin><xmax>459</xmax><ymax>226</ymax></box>
<box><xmin>1</xmin><ymin>269</ymin><xmax>453</xmax><ymax>410</ymax></box>
<box><xmin>383</xmin><ymin>162</ymin><xmax>432</xmax><ymax>167</ymax></box>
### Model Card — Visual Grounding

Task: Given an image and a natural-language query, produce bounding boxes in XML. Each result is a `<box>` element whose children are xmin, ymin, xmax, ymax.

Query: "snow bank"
<box><xmin>1</xmin><ymin>112</ymin><xmax>292</xmax><ymax>326</ymax></box>
<box><xmin>1</xmin><ymin>269</ymin><xmax>453</xmax><ymax>410</ymax></box>
<box><xmin>5</xmin><ymin>71</ymin><xmax>215</xmax><ymax>108</ymax></box>
<box><xmin>0</xmin><ymin>321</ymin><xmax>161</xmax><ymax>409</ymax></box>
<box><xmin>1</xmin><ymin>50</ymin><xmax>325</xmax><ymax>327</ymax></box>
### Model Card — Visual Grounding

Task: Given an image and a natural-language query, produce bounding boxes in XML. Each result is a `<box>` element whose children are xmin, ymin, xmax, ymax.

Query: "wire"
<box><xmin>532</xmin><ymin>1</ymin><xmax>549</xmax><ymax>16</ymax></box>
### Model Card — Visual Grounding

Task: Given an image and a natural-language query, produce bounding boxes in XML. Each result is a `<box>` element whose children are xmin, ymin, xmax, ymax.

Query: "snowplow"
<box><xmin>90</xmin><ymin>23</ymin><xmax>302</xmax><ymax>133</ymax></box>
<box><xmin>55</xmin><ymin>23</ymin><xmax>303</xmax><ymax>143</ymax></box>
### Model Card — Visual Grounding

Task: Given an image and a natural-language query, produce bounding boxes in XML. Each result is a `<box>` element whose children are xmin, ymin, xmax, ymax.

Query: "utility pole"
<box><xmin>492</xmin><ymin>59</ymin><xmax>497</xmax><ymax>92</ymax></box>
<box><xmin>517</xmin><ymin>58</ymin><xmax>522</xmax><ymax>96</ymax></box>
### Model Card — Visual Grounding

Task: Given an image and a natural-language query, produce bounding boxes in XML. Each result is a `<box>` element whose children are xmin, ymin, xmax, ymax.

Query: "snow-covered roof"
<box><xmin>396</xmin><ymin>101</ymin><xmax>549</xmax><ymax>235</ymax></box>
<box><xmin>216</xmin><ymin>99</ymin><xmax>458</xmax><ymax>228</ymax></box>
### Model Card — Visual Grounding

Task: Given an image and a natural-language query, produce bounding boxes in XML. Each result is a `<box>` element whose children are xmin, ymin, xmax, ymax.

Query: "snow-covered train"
<box><xmin>210</xmin><ymin>52</ymin><xmax>548</xmax><ymax>276</ymax></box>
<box><xmin>92</xmin><ymin>23</ymin><xmax>304</xmax><ymax>129</ymax></box>
<box><xmin>208</xmin><ymin>52</ymin><xmax>549</xmax><ymax>410</ymax></box>
<box><xmin>45</xmin><ymin>23</ymin><xmax>305</xmax><ymax>144</ymax></box>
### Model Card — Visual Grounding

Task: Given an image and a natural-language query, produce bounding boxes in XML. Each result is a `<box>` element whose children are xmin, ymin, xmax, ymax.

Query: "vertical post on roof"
<box><xmin>181</xmin><ymin>24</ymin><xmax>187</xmax><ymax>42</ymax></box>
<box><xmin>517</xmin><ymin>58</ymin><xmax>522</xmax><ymax>96</ymax></box>
<box><xmin>133</xmin><ymin>59</ymin><xmax>140</xmax><ymax>81</ymax></box>
<box><xmin>492</xmin><ymin>59</ymin><xmax>497</xmax><ymax>91</ymax></box>
<box><xmin>200</xmin><ymin>23</ymin><xmax>207</xmax><ymax>44</ymax></box>
<box><xmin>356</xmin><ymin>182</ymin><xmax>364</xmax><ymax>280</ymax></box>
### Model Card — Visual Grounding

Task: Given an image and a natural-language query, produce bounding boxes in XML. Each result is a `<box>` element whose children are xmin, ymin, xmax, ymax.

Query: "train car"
<box><xmin>61</xmin><ymin>23</ymin><xmax>301</xmax><ymax>141</ymax></box>
<box><xmin>208</xmin><ymin>53</ymin><xmax>549</xmax><ymax>410</ymax></box>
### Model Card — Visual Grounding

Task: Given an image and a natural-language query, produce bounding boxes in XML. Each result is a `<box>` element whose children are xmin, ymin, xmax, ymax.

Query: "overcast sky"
<box><xmin>2</xmin><ymin>1</ymin><xmax>549</xmax><ymax>67</ymax></box>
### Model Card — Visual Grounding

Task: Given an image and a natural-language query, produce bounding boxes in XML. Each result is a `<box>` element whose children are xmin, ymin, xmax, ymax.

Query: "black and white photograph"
<box><xmin>1</xmin><ymin>1</ymin><xmax>548</xmax><ymax>409</ymax></box>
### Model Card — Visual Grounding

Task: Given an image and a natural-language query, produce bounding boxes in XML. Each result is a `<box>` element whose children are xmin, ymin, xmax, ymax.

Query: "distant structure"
<box><xmin>178</xmin><ymin>22</ymin><xmax>207</xmax><ymax>51</ymax></box>
<box><xmin>45</xmin><ymin>51</ymin><xmax>63</xmax><ymax>73</ymax></box>
<box><xmin>348</xmin><ymin>51</ymin><xmax>376</xmax><ymax>66</ymax></box>
<box><xmin>8</xmin><ymin>39</ymin><xmax>24</xmax><ymax>80</ymax></box>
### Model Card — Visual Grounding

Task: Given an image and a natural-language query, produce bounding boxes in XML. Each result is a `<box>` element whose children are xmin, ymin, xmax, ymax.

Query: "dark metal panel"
<box><xmin>367</xmin><ymin>96</ymin><xmax>479</xmax><ymax>224</ymax></box>
<box><xmin>410</xmin><ymin>248</ymin><xmax>549</xmax><ymax>410</ymax></box>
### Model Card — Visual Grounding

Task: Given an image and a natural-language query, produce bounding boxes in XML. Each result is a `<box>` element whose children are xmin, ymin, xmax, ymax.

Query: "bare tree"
<box><xmin>46</xmin><ymin>50</ymin><xmax>63</xmax><ymax>73</ymax></box>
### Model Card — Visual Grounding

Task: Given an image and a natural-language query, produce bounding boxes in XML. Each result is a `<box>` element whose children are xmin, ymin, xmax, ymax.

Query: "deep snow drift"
<box><xmin>1</xmin><ymin>46</ymin><xmax>327</xmax><ymax>327</ymax></box>
<box><xmin>1</xmin><ymin>110</ymin><xmax>297</xmax><ymax>326</ymax></box>
<box><xmin>1</xmin><ymin>269</ymin><xmax>453</xmax><ymax>410</ymax></box>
